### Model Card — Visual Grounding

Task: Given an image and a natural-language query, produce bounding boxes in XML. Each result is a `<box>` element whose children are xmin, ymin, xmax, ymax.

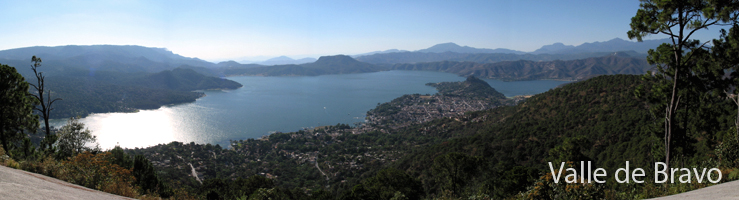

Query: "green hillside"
<box><xmin>130</xmin><ymin>68</ymin><xmax>242</xmax><ymax>91</ymax></box>
<box><xmin>380</xmin><ymin>74</ymin><xmax>731</xmax><ymax>198</ymax></box>
<box><xmin>426</xmin><ymin>76</ymin><xmax>506</xmax><ymax>100</ymax></box>
<box><xmin>46</xmin><ymin>76</ymin><xmax>205</xmax><ymax>118</ymax></box>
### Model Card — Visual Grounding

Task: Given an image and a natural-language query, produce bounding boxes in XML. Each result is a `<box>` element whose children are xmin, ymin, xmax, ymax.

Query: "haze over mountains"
<box><xmin>0</xmin><ymin>37</ymin><xmax>664</xmax><ymax>74</ymax></box>
<box><xmin>353</xmin><ymin>37</ymin><xmax>666</xmax><ymax>64</ymax></box>
<box><xmin>531</xmin><ymin>38</ymin><xmax>670</xmax><ymax>54</ymax></box>
<box><xmin>393</xmin><ymin>52</ymin><xmax>649</xmax><ymax>81</ymax></box>
<box><xmin>0</xmin><ymin>37</ymin><xmax>666</xmax><ymax>117</ymax></box>
<box><xmin>0</xmin><ymin>45</ymin><xmax>215</xmax><ymax>74</ymax></box>
<box><xmin>355</xmin><ymin>37</ymin><xmax>667</xmax><ymax>56</ymax></box>
<box><xmin>245</xmin><ymin>56</ymin><xmax>317</xmax><ymax>66</ymax></box>
<box><xmin>220</xmin><ymin>55</ymin><xmax>382</xmax><ymax>76</ymax></box>
<box><xmin>416</xmin><ymin>42</ymin><xmax>525</xmax><ymax>54</ymax></box>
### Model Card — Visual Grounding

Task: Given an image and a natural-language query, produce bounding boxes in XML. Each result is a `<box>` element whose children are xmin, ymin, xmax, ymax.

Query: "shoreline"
<box><xmin>47</xmin><ymin>70</ymin><xmax>566</xmax><ymax>150</ymax></box>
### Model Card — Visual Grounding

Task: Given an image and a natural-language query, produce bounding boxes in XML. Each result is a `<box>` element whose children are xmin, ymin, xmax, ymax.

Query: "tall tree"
<box><xmin>431</xmin><ymin>152</ymin><xmax>481</xmax><ymax>196</ymax></box>
<box><xmin>628</xmin><ymin>0</ymin><xmax>738</xmax><ymax>170</ymax></box>
<box><xmin>712</xmin><ymin>24</ymin><xmax>739</xmax><ymax>142</ymax></box>
<box><xmin>28</xmin><ymin>56</ymin><xmax>62</xmax><ymax>152</ymax></box>
<box><xmin>344</xmin><ymin>168</ymin><xmax>424</xmax><ymax>200</ymax></box>
<box><xmin>55</xmin><ymin>117</ymin><xmax>98</xmax><ymax>159</ymax></box>
<box><xmin>0</xmin><ymin>63</ymin><xmax>38</xmax><ymax>154</ymax></box>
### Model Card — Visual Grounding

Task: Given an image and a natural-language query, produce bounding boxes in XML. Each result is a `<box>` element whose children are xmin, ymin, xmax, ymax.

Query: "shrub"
<box><xmin>60</xmin><ymin>152</ymin><xmax>139</xmax><ymax>198</ymax></box>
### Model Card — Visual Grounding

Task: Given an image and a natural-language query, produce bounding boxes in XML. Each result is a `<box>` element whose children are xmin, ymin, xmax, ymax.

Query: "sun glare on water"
<box><xmin>81</xmin><ymin>108</ymin><xmax>178</xmax><ymax>150</ymax></box>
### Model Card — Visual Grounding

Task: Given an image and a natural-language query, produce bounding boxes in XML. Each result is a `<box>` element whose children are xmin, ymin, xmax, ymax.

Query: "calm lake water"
<box><xmin>50</xmin><ymin>70</ymin><xmax>569</xmax><ymax>149</ymax></box>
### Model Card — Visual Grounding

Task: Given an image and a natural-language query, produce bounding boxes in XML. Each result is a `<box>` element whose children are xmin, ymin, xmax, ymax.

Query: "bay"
<box><xmin>49</xmin><ymin>70</ymin><xmax>570</xmax><ymax>149</ymax></box>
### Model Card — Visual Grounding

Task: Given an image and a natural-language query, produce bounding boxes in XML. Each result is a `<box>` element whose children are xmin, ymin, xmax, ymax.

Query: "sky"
<box><xmin>0</xmin><ymin>1</ymin><xmax>720</xmax><ymax>62</ymax></box>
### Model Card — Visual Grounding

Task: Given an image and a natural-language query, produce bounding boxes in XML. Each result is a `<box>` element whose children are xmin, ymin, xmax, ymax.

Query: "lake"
<box><xmin>49</xmin><ymin>70</ymin><xmax>570</xmax><ymax>149</ymax></box>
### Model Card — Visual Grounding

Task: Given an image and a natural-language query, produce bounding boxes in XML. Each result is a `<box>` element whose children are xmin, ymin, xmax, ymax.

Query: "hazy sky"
<box><xmin>0</xmin><ymin>1</ymin><xmax>715</xmax><ymax>61</ymax></box>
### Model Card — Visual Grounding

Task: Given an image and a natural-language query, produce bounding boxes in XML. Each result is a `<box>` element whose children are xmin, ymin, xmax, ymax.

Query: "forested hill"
<box><xmin>221</xmin><ymin>55</ymin><xmax>384</xmax><ymax>76</ymax></box>
<box><xmin>46</xmin><ymin>76</ymin><xmax>204</xmax><ymax>119</ymax></box>
<box><xmin>129</xmin><ymin>68</ymin><xmax>242</xmax><ymax>91</ymax></box>
<box><xmin>425</xmin><ymin>76</ymin><xmax>506</xmax><ymax>100</ymax></box>
<box><xmin>392</xmin><ymin>53</ymin><xmax>650</xmax><ymax>80</ymax></box>
<box><xmin>41</xmin><ymin>67</ymin><xmax>241</xmax><ymax>118</ymax></box>
<box><xmin>0</xmin><ymin>62</ymin><xmax>242</xmax><ymax>118</ymax></box>
<box><xmin>387</xmin><ymin>74</ymin><xmax>730</xmax><ymax>198</ymax></box>
<box><xmin>393</xmin><ymin>74</ymin><xmax>658</xmax><ymax>176</ymax></box>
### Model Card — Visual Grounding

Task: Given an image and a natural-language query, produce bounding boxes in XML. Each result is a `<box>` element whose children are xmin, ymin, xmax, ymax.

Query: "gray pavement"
<box><xmin>650</xmin><ymin>180</ymin><xmax>739</xmax><ymax>200</ymax></box>
<box><xmin>0</xmin><ymin>165</ymin><xmax>133</xmax><ymax>200</ymax></box>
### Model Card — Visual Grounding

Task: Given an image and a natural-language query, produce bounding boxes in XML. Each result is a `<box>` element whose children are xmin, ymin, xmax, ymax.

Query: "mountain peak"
<box><xmin>431</xmin><ymin>42</ymin><xmax>462</xmax><ymax>48</ymax></box>
<box><xmin>262</xmin><ymin>56</ymin><xmax>295</xmax><ymax>62</ymax></box>
<box><xmin>270</xmin><ymin>56</ymin><xmax>293</xmax><ymax>60</ymax></box>
<box><xmin>417</xmin><ymin>42</ymin><xmax>523</xmax><ymax>54</ymax></box>
<box><xmin>426</xmin><ymin>76</ymin><xmax>506</xmax><ymax>100</ymax></box>
<box><xmin>533</xmin><ymin>42</ymin><xmax>575</xmax><ymax>54</ymax></box>
<box><xmin>259</xmin><ymin>56</ymin><xmax>316</xmax><ymax>65</ymax></box>
<box><xmin>217</xmin><ymin>60</ymin><xmax>241</xmax><ymax>65</ymax></box>
<box><xmin>314</xmin><ymin>55</ymin><xmax>356</xmax><ymax>64</ymax></box>
<box><xmin>533</xmin><ymin>37</ymin><xmax>670</xmax><ymax>54</ymax></box>
<box><xmin>550</xmin><ymin>42</ymin><xmax>567</xmax><ymax>46</ymax></box>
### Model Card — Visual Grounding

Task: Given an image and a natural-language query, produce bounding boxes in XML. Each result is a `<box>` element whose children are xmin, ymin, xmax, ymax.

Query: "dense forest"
<box><xmin>43</xmin><ymin>68</ymin><xmax>241</xmax><ymax>118</ymax></box>
<box><xmin>425</xmin><ymin>76</ymin><xmax>506</xmax><ymax>100</ymax></box>
<box><xmin>46</xmin><ymin>76</ymin><xmax>205</xmax><ymax>118</ymax></box>
<box><xmin>11</xmin><ymin>64</ymin><xmax>242</xmax><ymax>118</ymax></box>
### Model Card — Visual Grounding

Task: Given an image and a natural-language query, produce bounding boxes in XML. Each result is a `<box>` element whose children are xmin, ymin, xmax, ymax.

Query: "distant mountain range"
<box><xmin>0</xmin><ymin>45</ymin><xmax>216</xmax><ymax>74</ymax></box>
<box><xmin>361</xmin><ymin>37</ymin><xmax>668</xmax><ymax>55</ymax></box>
<box><xmin>532</xmin><ymin>38</ymin><xmax>671</xmax><ymax>54</ymax></box>
<box><xmin>392</xmin><ymin>52</ymin><xmax>650</xmax><ymax>81</ymax></box>
<box><xmin>417</xmin><ymin>42</ymin><xmax>526</xmax><ymax>54</ymax></box>
<box><xmin>0</xmin><ymin>38</ymin><xmax>666</xmax><ymax>76</ymax></box>
<box><xmin>0</xmin><ymin>41</ymin><xmax>665</xmax><ymax>117</ymax></box>
<box><xmin>353</xmin><ymin>49</ymin><xmax>409</xmax><ymax>57</ymax></box>
<box><xmin>0</xmin><ymin>45</ymin><xmax>243</xmax><ymax>118</ymax></box>
<box><xmin>249</xmin><ymin>56</ymin><xmax>317</xmax><ymax>65</ymax></box>
<box><xmin>355</xmin><ymin>38</ymin><xmax>668</xmax><ymax>64</ymax></box>
<box><xmin>221</xmin><ymin>55</ymin><xmax>383</xmax><ymax>76</ymax></box>
<box><xmin>355</xmin><ymin>50</ymin><xmax>646</xmax><ymax>65</ymax></box>
<box><xmin>354</xmin><ymin>42</ymin><xmax>526</xmax><ymax>57</ymax></box>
